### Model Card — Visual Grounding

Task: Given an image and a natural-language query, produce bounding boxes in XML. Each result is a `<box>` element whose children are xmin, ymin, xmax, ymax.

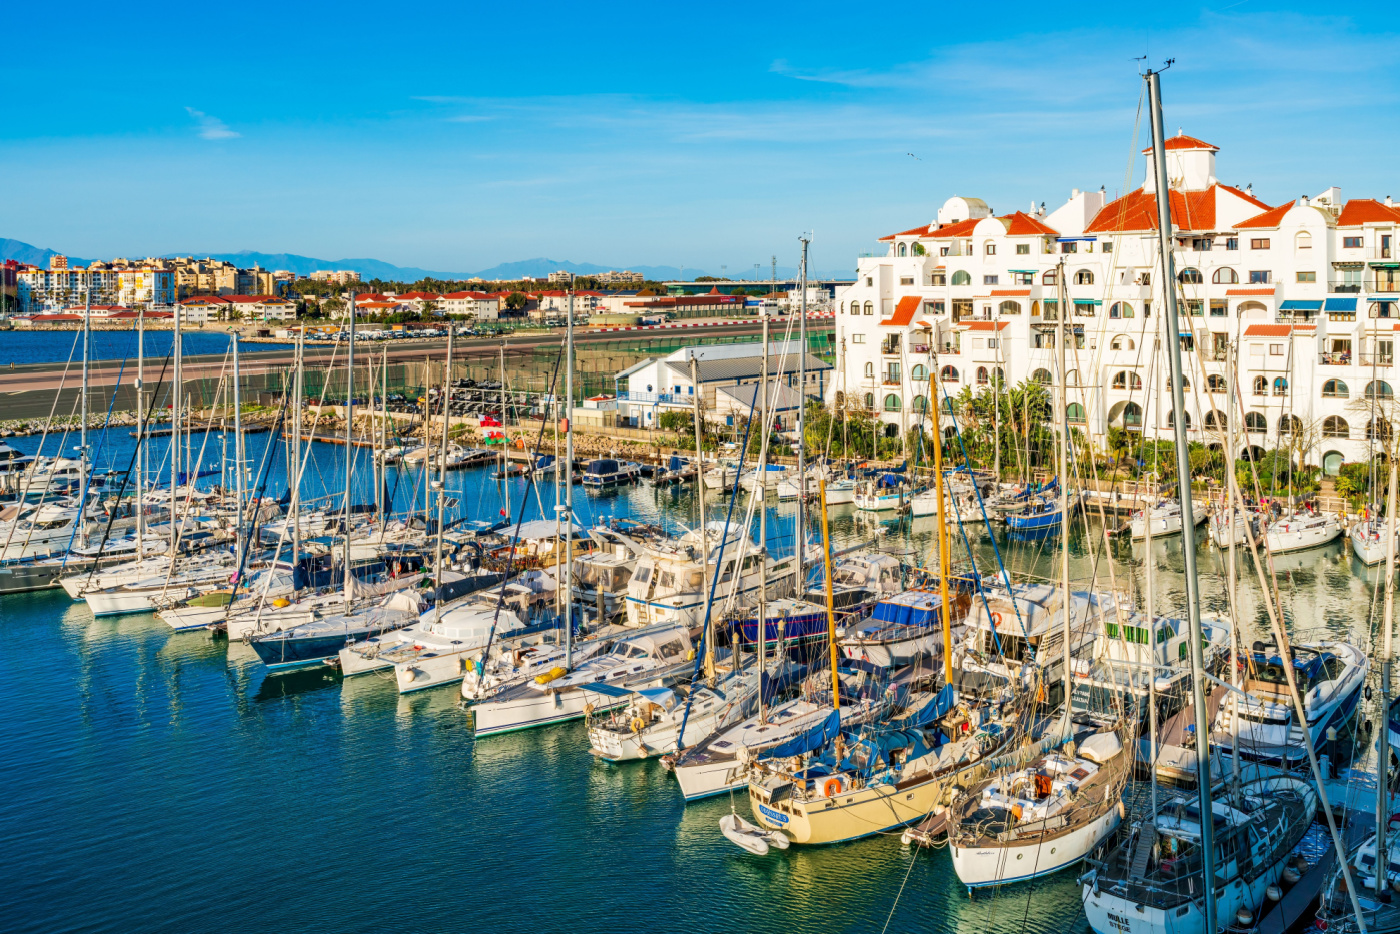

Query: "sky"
<box><xmin>2</xmin><ymin>0</ymin><xmax>1397</xmax><ymax>277</ymax></box>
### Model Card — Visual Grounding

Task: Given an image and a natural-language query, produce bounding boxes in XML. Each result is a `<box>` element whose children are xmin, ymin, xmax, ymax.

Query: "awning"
<box><xmin>1280</xmin><ymin>300</ymin><xmax>1323</xmax><ymax>311</ymax></box>
<box><xmin>1324</xmin><ymin>298</ymin><xmax>1357</xmax><ymax>311</ymax></box>
<box><xmin>1370</xmin><ymin>261</ymin><xmax>1400</xmax><ymax>268</ymax></box>
<box><xmin>1073</xmin><ymin>299</ymin><xmax>1102</xmax><ymax>305</ymax></box>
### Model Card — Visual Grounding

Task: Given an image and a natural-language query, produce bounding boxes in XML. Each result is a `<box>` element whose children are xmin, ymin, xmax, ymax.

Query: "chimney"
<box><xmin>1071</xmin><ymin>188</ymin><xmax>1080</xmax><ymax>199</ymax></box>
<box><xmin>1040</xmin><ymin>201</ymin><xmax>1047</xmax><ymax>215</ymax></box>
<box><xmin>1388</xmin><ymin>196</ymin><xmax>1395</xmax><ymax>207</ymax></box>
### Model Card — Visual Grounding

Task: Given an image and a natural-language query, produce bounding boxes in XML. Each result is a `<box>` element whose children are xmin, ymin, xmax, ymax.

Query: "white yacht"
<box><xmin>338</xmin><ymin>600</ymin><xmax>531</xmax><ymax>690</ymax></box>
<box><xmin>1262</xmin><ymin>510</ymin><xmax>1341</xmax><ymax>553</ymax></box>
<box><xmin>1208</xmin><ymin>504</ymin><xmax>1260</xmax><ymax>548</ymax></box>
<box><xmin>624</xmin><ymin>522</ymin><xmax>794</xmax><ymax>629</ymax></box>
<box><xmin>587</xmin><ymin>665</ymin><xmax>768</xmax><ymax>762</ymax></box>
<box><xmin>738</xmin><ymin>464</ymin><xmax>788</xmax><ymax>494</ymax></box>
<box><xmin>1128</xmin><ymin>499</ymin><xmax>1205</xmax><ymax>539</ymax></box>
<box><xmin>471</xmin><ymin>623</ymin><xmax>695</xmax><ymax>737</ymax></box>
<box><xmin>1350</xmin><ymin>515</ymin><xmax>1398</xmax><ymax>565</ymax></box>
<box><xmin>83</xmin><ymin>551</ymin><xmax>242</xmax><ymax>617</ymax></box>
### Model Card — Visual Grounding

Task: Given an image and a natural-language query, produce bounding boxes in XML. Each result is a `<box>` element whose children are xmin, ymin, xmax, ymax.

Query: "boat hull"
<box><xmin>951</xmin><ymin>803</ymin><xmax>1123</xmax><ymax>888</ymax></box>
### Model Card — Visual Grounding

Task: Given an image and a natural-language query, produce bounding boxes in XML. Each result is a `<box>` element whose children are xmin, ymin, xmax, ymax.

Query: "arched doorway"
<box><xmin>1322</xmin><ymin>450</ymin><xmax>1344</xmax><ymax>476</ymax></box>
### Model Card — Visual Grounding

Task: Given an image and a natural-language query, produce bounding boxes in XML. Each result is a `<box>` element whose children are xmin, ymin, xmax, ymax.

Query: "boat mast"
<box><xmin>932</xmin><ymin>366</ymin><xmax>952</xmax><ymax>688</ymax></box>
<box><xmin>691</xmin><ymin>354</ymin><xmax>713</xmax><ymax>683</ymax></box>
<box><xmin>1377</xmin><ymin>448</ymin><xmax>1398</xmax><ymax>876</ymax></box>
<box><xmin>80</xmin><ymin>290</ymin><xmax>90</xmax><ymax>547</ymax></box>
<box><xmin>1145</xmin><ymin>66</ymin><xmax>1217</xmax><ymax>933</ymax></box>
<box><xmin>1227</xmin><ymin>338</ymin><xmax>1241</xmax><ymax>788</ymax></box>
<box><xmin>135</xmin><ymin>304</ymin><xmax>145</xmax><ymax>550</ymax></box>
<box><xmin>434</xmin><ymin>330</ymin><xmax>454</xmax><ymax>626</ymax></box>
<box><xmin>565</xmin><ymin>292</ymin><xmax>574</xmax><ymax>667</ymax></box>
<box><xmin>500</xmin><ymin>341</ymin><xmax>510</xmax><ymax>525</ymax></box>
<box><xmin>232</xmin><ymin>333</ymin><xmax>244</xmax><ymax>571</ymax></box>
<box><xmin>291</xmin><ymin>328</ymin><xmax>303</xmax><ymax>601</ymax></box>
<box><xmin>757</xmin><ymin>307</ymin><xmax>769</xmax><ymax>718</ymax></box>
<box><xmin>343</xmin><ymin>292</ymin><xmax>356</xmax><ymax>610</ymax></box>
<box><xmin>170</xmin><ymin>296</ymin><xmax>182</xmax><ymax>559</ymax></box>
<box><xmin>820</xmin><ymin>477</ymin><xmax>839</xmax><ymax>712</ymax></box>
<box><xmin>1056</xmin><ymin>260</ymin><xmax>1072</xmax><ymax>707</ymax></box>
<box><xmin>796</xmin><ymin>236</ymin><xmax>809</xmax><ymax>594</ymax></box>
<box><xmin>380</xmin><ymin>343</ymin><xmax>389</xmax><ymax>526</ymax></box>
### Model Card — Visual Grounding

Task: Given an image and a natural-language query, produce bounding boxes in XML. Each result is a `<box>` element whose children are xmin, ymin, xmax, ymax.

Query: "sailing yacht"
<box><xmin>1211</xmin><ymin>638</ymin><xmax>1368</xmax><ymax>764</ymax></box>
<box><xmin>1350</xmin><ymin>513</ymin><xmax>1398</xmax><ymax>565</ymax></box>
<box><xmin>1083</xmin><ymin>774</ymin><xmax>1318</xmax><ymax>934</ymax></box>
<box><xmin>948</xmin><ymin>728</ymin><xmax>1131</xmax><ymax>887</ymax></box>
<box><xmin>470</xmin><ymin>622</ymin><xmax>695</xmax><ymax>737</ymax></box>
<box><xmin>838</xmin><ymin>588</ymin><xmax>963</xmax><ymax>668</ymax></box>
<box><xmin>1262</xmin><ymin>510</ymin><xmax>1342</xmax><ymax>553</ymax></box>
<box><xmin>249</xmin><ymin>591</ymin><xmax>424</xmax><ymax>671</ymax></box>
<box><xmin>1127</xmin><ymin>499</ymin><xmax>1205</xmax><ymax>539</ymax></box>
<box><xmin>1208</xmin><ymin>503</ymin><xmax>1261</xmax><ymax>548</ymax></box>
<box><xmin>340</xmin><ymin>600</ymin><xmax>534</xmax><ymax>691</ymax></box>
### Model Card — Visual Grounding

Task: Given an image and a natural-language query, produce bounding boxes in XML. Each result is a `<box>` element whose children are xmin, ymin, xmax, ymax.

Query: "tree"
<box><xmin>504</xmin><ymin>291</ymin><xmax>527</xmax><ymax>310</ymax></box>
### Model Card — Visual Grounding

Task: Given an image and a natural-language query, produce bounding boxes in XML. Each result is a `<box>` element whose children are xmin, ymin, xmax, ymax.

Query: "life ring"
<box><xmin>630</xmin><ymin>716</ymin><xmax>646</xmax><ymax>733</ymax></box>
<box><xmin>990</xmin><ymin>611</ymin><xmax>1002</xmax><ymax>630</ymax></box>
<box><xmin>824</xmin><ymin>776</ymin><xmax>846</xmax><ymax>798</ymax></box>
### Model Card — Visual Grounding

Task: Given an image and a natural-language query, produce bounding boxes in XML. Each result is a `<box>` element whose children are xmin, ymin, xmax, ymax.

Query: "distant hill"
<box><xmin>1</xmin><ymin>237</ymin><xmax>853</xmax><ymax>283</ymax></box>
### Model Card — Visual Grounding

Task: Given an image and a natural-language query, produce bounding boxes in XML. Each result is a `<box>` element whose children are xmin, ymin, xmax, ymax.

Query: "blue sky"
<box><xmin>2</xmin><ymin>1</ymin><xmax>1395</xmax><ymax>276</ymax></box>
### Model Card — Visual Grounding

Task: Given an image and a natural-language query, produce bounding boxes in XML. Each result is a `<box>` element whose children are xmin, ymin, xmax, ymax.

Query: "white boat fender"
<box><xmin>1266</xmin><ymin>884</ymin><xmax>1283</xmax><ymax>902</ymax></box>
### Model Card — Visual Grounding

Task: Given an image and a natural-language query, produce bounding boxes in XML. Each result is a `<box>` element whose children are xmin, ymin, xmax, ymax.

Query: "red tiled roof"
<box><xmin>1242</xmin><ymin>324</ymin><xmax>1293</xmax><ymax>337</ymax></box>
<box><xmin>877</xmin><ymin>223</ymin><xmax>933</xmax><ymax>242</ymax></box>
<box><xmin>441</xmin><ymin>290</ymin><xmax>493</xmax><ymax>299</ymax></box>
<box><xmin>1086</xmin><ymin>187</ymin><xmax>1217</xmax><ymax>233</ymax></box>
<box><xmin>1218</xmin><ymin>184</ymin><xmax>1270</xmax><ymax>211</ymax></box>
<box><xmin>925</xmin><ymin>218</ymin><xmax>981</xmax><ymax>239</ymax></box>
<box><xmin>1140</xmin><ymin>133</ymin><xmax>1218</xmax><ymax>154</ymax></box>
<box><xmin>1337</xmin><ymin>199</ymin><xmax>1400</xmax><ymax>227</ymax></box>
<box><xmin>397</xmin><ymin>291</ymin><xmax>445</xmax><ymax>300</ymax></box>
<box><xmin>1226</xmin><ymin>288</ymin><xmax>1276</xmax><ymax>296</ymax></box>
<box><xmin>1001</xmin><ymin>212</ymin><xmax>1059</xmax><ymax>237</ymax></box>
<box><xmin>990</xmin><ymin>289</ymin><xmax>1031</xmax><ymax>296</ymax></box>
<box><xmin>1234</xmin><ymin>203</ymin><xmax>1292</xmax><ymax>229</ymax></box>
<box><xmin>880</xmin><ymin>295</ymin><xmax>921</xmax><ymax>326</ymax></box>
<box><xmin>960</xmin><ymin>321</ymin><xmax>1010</xmax><ymax>331</ymax></box>
<box><xmin>180</xmin><ymin>295</ymin><xmax>235</xmax><ymax>305</ymax></box>
<box><xmin>227</xmin><ymin>294</ymin><xmax>290</xmax><ymax>304</ymax></box>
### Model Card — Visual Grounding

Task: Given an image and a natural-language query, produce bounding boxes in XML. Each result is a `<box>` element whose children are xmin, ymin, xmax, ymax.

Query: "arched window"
<box><xmin>1367</xmin><ymin>380</ymin><xmax>1394</xmax><ymax>400</ymax></box>
<box><xmin>1042</xmin><ymin>269</ymin><xmax>1058</xmax><ymax>285</ymax></box>
<box><xmin>976</xmin><ymin>366</ymin><xmax>989</xmax><ymax>385</ymax></box>
<box><xmin>912</xmin><ymin>395</ymin><xmax>929</xmax><ymax>415</ymax></box>
<box><xmin>1032</xmin><ymin>368</ymin><xmax>1053</xmax><ymax>384</ymax></box>
<box><xmin>1369</xmin><ymin>418</ymin><xmax>1393</xmax><ymax>441</ymax></box>
<box><xmin>1323</xmin><ymin>379</ymin><xmax>1349</xmax><ymax>399</ymax></box>
<box><xmin>1252</xmin><ymin>375</ymin><xmax>1267</xmax><ymax>396</ymax></box>
<box><xmin>1074</xmin><ymin>270</ymin><xmax>1094</xmax><ymax>285</ymax></box>
<box><xmin>951</xmin><ymin>270</ymin><xmax>971</xmax><ymax>286</ymax></box>
<box><xmin>1111</xmin><ymin>371</ymin><xmax>1142</xmax><ymax>391</ymax></box>
<box><xmin>1279</xmin><ymin>414</ymin><xmax>1301</xmax><ymax>435</ymax></box>
<box><xmin>1207</xmin><ymin>374</ymin><xmax>1227</xmax><ymax>393</ymax></box>
<box><xmin>1273</xmin><ymin>376</ymin><xmax>1288</xmax><ymax>396</ymax></box>
<box><xmin>1203</xmin><ymin>410</ymin><xmax>1226</xmax><ymax>429</ymax></box>
<box><xmin>1119</xmin><ymin>401</ymin><xmax>1143</xmax><ymax>428</ymax></box>
<box><xmin>839</xmin><ymin>301</ymin><xmax>845</xmax><ymax>314</ymax></box>
<box><xmin>1238</xmin><ymin>301</ymin><xmax>1267</xmax><ymax>316</ymax></box>
<box><xmin>864</xmin><ymin>392</ymin><xmax>875</xmax><ymax>409</ymax></box>
<box><xmin>1167</xmin><ymin>410</ymin><xmax>1192</xmax><ymax>429</ymax></box>
<box><xmin>897</xmin><ymin>243</ymin><xmax>908</xmax><ymax>257</ymax></box>
<box><xmin>1296</xmin><ymin>231</ymin><xmax>1312</xmax><ymax>253</ymax></box>
<box><xmin>1211</xmin><ymin>267</ymin><xmax>1239</xmax><ymax>284</ymax></box>
<box><xmin>1322</xmin><ymin>416</ymin><xmax>1349</xmax><ymax>438</ymax></box>
<box><xmin>1169</xmin><ymin>375</ymin><xmax>1191</xmax><ymax>390</ymax></box>
<box><xmin>1245</xmin><ymin>411</ymin><xmax>1267</xmax><ymax>433</ymax></box>
<box><xmin>1178</xmin><ymin>267</ymin><xmax>1203</xmax><ymax>284</ymax></box>
<box><xmin>1110</xmin><ymin>335</ymin><xmax>1135</xmax><ymax>350</ymax></box>
<box><xmin>1109</xmin><ymin>301</ymin><xmax>1133</xmax><ymax>319</ymax></box>
<box><xmin>884</xmin><ymin>393</ymin><xmax>902</xmax><ymax>412</ymax></box>
<box><xmin>994</xmin><ymin>366</ymin><xmax>1004</xmax><ymax>384</ymax></box>
<box><xmin>1066</xmin><ymin>369</ymin><xmax>1080</xmax><ymax>386</ymax></box>
<box><xmin>999</xmin><ymin>300</ymin><xmax>1021</xmax><ymax>316</ymax></box>
<box><xmin>910</xmin><ymin>363</ymin><xmax>927</xmax><ymax>383</ymax></box>
<box><xmin>940</xmin><ymin>365</ymin><xmax>959</xmax><ymax>383</ymax></box>
<box><xmin>864</xmin><ymin>301</ymin><xmax>874</xmax><ymax>315</ymax></box>
<box><xmin>863</xmin><ymin>362</ymin><xmax>874</xmax><ymax>379</ymax></box>
<box><xmin>1066</xmin><ymin>402</ymin><xmax>1086</xmax><ymax>423</ymax></box>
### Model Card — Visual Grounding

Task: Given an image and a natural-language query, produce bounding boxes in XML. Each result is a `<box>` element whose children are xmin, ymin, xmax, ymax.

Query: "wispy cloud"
<box><xmin>185</xmin><ymin>107</ymin><xmax>239</xmax><ymax>140</ymax></box>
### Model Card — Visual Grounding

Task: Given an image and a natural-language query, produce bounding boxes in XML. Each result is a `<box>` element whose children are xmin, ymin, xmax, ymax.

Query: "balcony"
<box><xmin>1319</xmin><ymin>352</ymin><xmax>1353</xmax><ymax>366</ymax></box>
<box><xmin>1360</xmin><ymin>353</ymin><xmax>1394</xmax><ymax>367</ymax></box>
<box><xmin>881</xmin><ymin>340</ymin><xmax>901</xmax><ymax>355</ymax></box>
<box><xmin>1329</xmin><ymin>280</ymin><xmax>1363</xmax><ymax>293</ymax></box>
<box><xmin>1369</xmin><ymin>245</ymin><xmax>1395</xmax><ymax>261</ymax></box>
<box><xmin>911</xmin><ymin>343</ymin><xmax>930</xmax><ymax>354</ymax></box>
<box><xmin>1209</xmin><ymin>350</ymin><xmax>1228</xmax><ymax>362</ymax></box>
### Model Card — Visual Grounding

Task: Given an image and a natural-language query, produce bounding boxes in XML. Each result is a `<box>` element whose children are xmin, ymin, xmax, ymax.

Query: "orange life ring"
<box><xmin>990</xmin><ymin>611</ymin><xmax>1003</xmax><ymax>630</ymax></box>
<box><xmin>823</xmin><ymin>777</ymin><xmax>845</xmax><ymax>798</ymax></box>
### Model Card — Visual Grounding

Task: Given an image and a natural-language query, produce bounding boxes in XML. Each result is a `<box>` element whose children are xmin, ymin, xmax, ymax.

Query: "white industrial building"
<box><xmin>832</xmin><ymin>134</ymin><xmax>1400</xmax><ymax>474</ymax></box>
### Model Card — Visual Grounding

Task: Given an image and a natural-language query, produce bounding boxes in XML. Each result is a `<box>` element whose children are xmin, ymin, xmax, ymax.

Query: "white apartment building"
<box><xmin>439</xmin><ymin>290</ymin><xmax>500</xmax><ymax>320</ymax></box>
<box><xmin>833</xmin><ymin>134</ymin><xmax>1400</xmax><ymax>475</ymax></box>
<box><xmin>18</xmin><ymin>264</ymin><xmax>175</xmax><ymax>311</ymax></box>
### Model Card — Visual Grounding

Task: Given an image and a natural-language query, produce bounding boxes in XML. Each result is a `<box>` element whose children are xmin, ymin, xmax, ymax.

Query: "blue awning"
<box><xmin>1325</xmin><ymin>298</ymin><xmax>1357</xmax><ymax>311</ymax></box>
<box><xmin>1280</xmin><ymin>300</ymin><xmax>1322</xmax><ymax>311</ymax></box>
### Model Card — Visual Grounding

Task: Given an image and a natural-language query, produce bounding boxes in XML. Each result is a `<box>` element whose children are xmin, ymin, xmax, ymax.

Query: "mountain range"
<box><xmin>1</xmin><ymin>238</ymin><xmax>850</xmax><ymax>282</ymax></box>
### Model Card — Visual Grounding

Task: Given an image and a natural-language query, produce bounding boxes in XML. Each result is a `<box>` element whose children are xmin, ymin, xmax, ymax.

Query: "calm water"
<box><xmin>0</xmin><ymin>329</ymin><xmax>292</xmax><ymax>366</ymax></box>
<box><xmin>0</xmin><ymin>428</ymin><xmax>1385</xmax><ymax>933</ymax></box>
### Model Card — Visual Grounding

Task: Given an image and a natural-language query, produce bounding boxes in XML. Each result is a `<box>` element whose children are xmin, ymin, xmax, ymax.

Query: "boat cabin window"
<box><xmin>985</xmin><ymin>631</ymin><xmax>1029</xmax><ymax>661</ymax></box>
<box><xmin>659</xmin><ymin>570</ymin><xmax>675</xmax><ymax>589</ymax></box>
<box><xmin>633</xmin><ymin>565</ymin><xmax>651</xmax><ymax>584</ymax></box>
<box><xmin>687</xmin><ymin>571</ymin><xmax>703</xmax><ymax>588</ymax></box>
<box><xmin>741</xmin><ymin>555</ymin><xmax>760</xmax><ymax>572</ymax></box>
<box><xmin>657</xmin><ymin>640</ymin><xmax>685</xmax><ymax>659</ymax></box>
<box><xmin>718</xmin><ymin>561</ymin><xmax>736</xmax><ymax>583</ymax></box>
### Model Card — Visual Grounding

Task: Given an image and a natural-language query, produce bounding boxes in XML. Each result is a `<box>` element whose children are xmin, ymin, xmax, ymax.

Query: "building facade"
<box><xmin>832</xmin><ymin>134</ymin><xmax>1400</xmax><ymax>474</ymax></box>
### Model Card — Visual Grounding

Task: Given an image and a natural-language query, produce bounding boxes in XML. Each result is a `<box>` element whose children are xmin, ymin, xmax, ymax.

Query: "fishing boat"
<box><xmin>1262</xmin><ymin>510</ymin><xmax>1341</xmax><ymax>554</ymax></box>
<box><xmin>948</xmin><ymin>728</ymin><xmax>1130</xmax><ymax>887</ymax></box>
<box><xmin>470</xmin><ymin>622</ymin><xmax>695</xmax><ymax>737</ymax></box>
<box><xmin>1082</xmin><ymin>773</ymin><xmax>1318</xmax><ymax>934</ymax></box>
<box><xmin>1127</xmin><ymin>499</ymin><xmax>1205</xmax><ymax>539</ymax></box>
<box><xmin>1211</xmin><ymin>638</ymin><xmax>1368</xmax><ymax>764</ymax></box>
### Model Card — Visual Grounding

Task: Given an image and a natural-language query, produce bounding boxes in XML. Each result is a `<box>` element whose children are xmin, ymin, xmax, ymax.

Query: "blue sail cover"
<box><xmin>887</xmin><ymin>683</ymin><xmax>955</xmax><ymax>730</ymax></box>
<box><xmin>763</xmin><ymin>709</ymin><xmax>842</xmax><ymax>759</ymax></box>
